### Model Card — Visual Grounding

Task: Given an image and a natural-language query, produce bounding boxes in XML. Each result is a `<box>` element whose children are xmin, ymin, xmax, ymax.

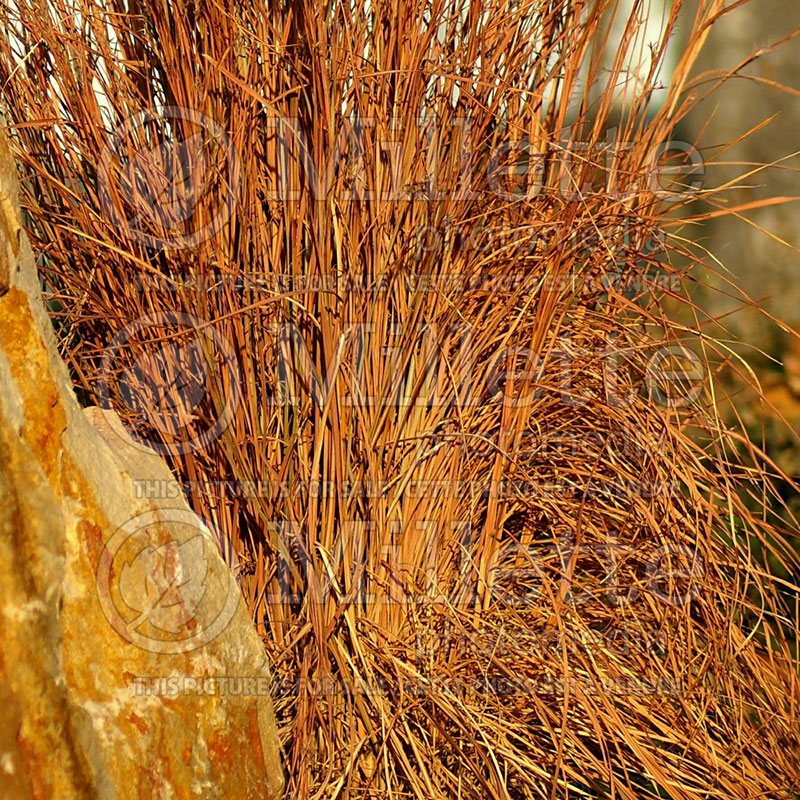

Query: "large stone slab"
<box><xmin>0</xmin><ymin>136</ymin><xmax>283</xmax><ymax>799</ymax></box>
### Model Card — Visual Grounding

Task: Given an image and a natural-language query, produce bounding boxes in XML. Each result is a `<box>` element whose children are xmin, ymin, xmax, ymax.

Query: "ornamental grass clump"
<box><xmin>1</xmin><ymin>0</ymin><xmax>799</xmax><ymax>796</ymax></box>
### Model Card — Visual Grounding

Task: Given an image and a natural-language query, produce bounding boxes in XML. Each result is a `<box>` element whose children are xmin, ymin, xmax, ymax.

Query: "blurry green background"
<box><xmin>684</xmin><ymin>0</ymin><xmax>800</xmax><ymax>512</ymax></box>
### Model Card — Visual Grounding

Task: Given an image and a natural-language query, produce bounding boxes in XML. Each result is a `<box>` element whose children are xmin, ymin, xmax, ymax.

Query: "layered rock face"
<box><xmin>0</xmin><ymin>138</ymin><xmax>283</xmax><ymax>798</ymax></box>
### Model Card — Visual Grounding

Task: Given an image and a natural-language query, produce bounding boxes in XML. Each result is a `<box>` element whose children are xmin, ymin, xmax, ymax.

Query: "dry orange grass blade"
<box><xmin>1</xmin><ymin>0</ymin><xmax>799</xmax><ymax>797</ymax></box>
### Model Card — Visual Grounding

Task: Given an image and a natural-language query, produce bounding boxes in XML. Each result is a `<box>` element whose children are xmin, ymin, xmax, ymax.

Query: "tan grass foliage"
<box><xmin>1</xmin><ymin>0</ymin><xmax>799</xmax><ymax>796</ymax></box>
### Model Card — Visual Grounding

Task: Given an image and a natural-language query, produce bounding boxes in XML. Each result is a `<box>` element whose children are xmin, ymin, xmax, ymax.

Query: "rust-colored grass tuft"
<box><xmin>1</xmin><ymin>0</ymin><xmax>799</xmax><ymax>797</ymax></box>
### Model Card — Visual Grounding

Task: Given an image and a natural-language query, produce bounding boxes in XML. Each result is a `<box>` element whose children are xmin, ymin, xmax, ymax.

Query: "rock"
<box><xmin>0</xmin><ymin>135</ymin><xmax>283</xmax><ymax>799</ymax></box>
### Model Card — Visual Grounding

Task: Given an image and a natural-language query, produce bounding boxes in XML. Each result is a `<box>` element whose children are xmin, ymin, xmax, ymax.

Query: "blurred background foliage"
<box><xmin>682</xmin><ymin>0</ymin><xmax>800</xmax><ymax>524</ymax></box>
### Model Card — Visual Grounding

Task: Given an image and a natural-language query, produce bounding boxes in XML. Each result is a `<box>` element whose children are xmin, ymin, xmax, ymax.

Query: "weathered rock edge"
<box><xmin>0</xmin><ymin>136</ymin><xmax>284</xmax><ymax>799</ymax></box>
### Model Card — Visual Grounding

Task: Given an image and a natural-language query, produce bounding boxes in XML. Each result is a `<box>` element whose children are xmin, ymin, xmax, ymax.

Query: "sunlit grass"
<box><xmin>1</xmin><ymin>0</ymin><xmax>798</xmax><ymax>796</ymax></box>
